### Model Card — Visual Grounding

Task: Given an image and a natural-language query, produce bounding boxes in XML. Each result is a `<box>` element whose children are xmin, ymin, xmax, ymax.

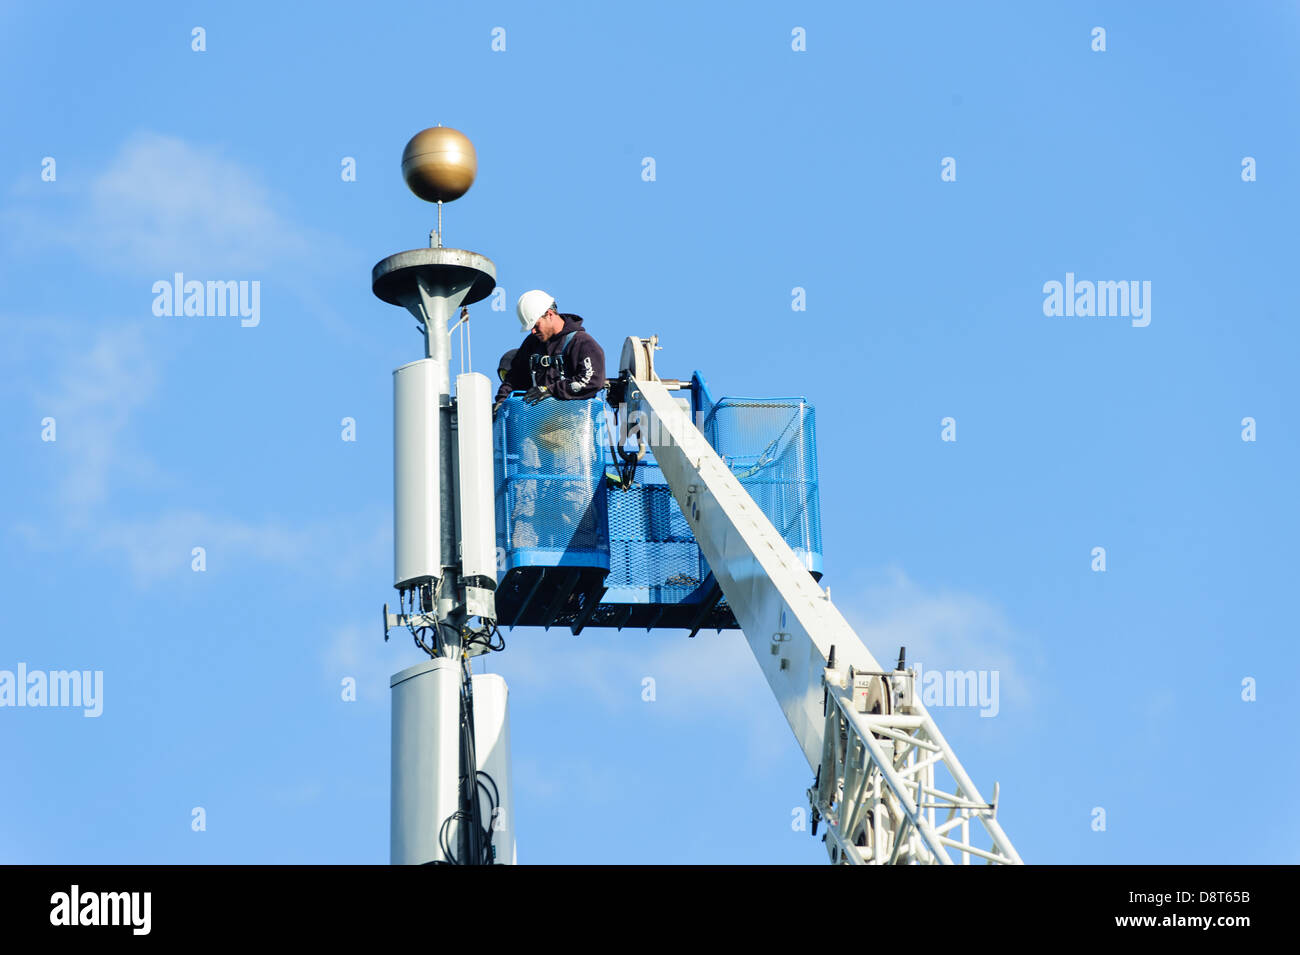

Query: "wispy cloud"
<box><xmin>467</xmin><ymin>568</ymin><xmax>1041</xmax><ymax>771</ymax></box>
<box><xmin>5</xmin><ymin>319</ymin><xmax>160</xmax><ymax>519</ymax></box>
<box><xmin>487</xmin><ymin>627</ymin><xmax>761</xmax><ymax>712</ymax></box>
<box><xmin>94</xmin><ymin>510</ymin><xmax>321</xmax><ymax>584</ymax></box>
<box><xmin>836</xmin><ymin>565</ymin><xmax>1041</xmax><ymax>714</ymax></box>
<box><xmin>485</xmin><ymin>625</ymin><xmax>797</xmax><ymax>769</ymax></box>
<box><xmin>7</xmin><ymin>315</ymin><xmax>387</xmax><ymax>586</ymax></box>
<box><xmin>324</xmin><ymin>623</ymin><xmax>413</xmax><ymax>705</ymax></box>
<box><xmin>512</xmin><ymin>754</ymin><xmax>621</xmax><ymax>808</ymax></box>
<box><xmin>3</xmin><ymin>128</ymin><xmax>380</xmax><ymax>584</ymax></box>
<box><xmin>7</xmin><ymin>132</ymin><xmax>330</xmax><ymax>275</ymax></box>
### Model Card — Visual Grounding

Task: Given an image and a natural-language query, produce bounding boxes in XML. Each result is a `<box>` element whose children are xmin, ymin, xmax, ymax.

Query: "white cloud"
<box><xmin>6</xmin><ymin>316</ymin><xmax>387</xmax><ymax>585</ymax></box>
<box><xmin>512</xmin><ymin>754</ymin><xmax>620</xmax><ymax>807</ymax></box>
<box><xmin>836</xmin><ymin>565</ymin><xmax>1041</xmax><ymax>714</ymax></box>
<box><xmin>90</xmin><ymin>133</ymin><xmax>316</xmax><ymax>273</ymax></box>
<box><xmin>8</xmin><ymin>319</ymin><xmax>276</xmax><ymax>566</ymax></box>
<box><xmin>324</xmin><ymin>623</ymin><xmax>424</xmax><ymax>706</ymax></box>
<box><xmin>486</xmin><ymin>624</ymin><xmax>799</xmax><ymax>769</ymax></box>
<box><xmin>83</xmin><ymin>497</ymin><xmax>389</xmax><ymax>586</ymax></box>
<box><xmin>16</xmin><ymin>320</ymin><xmax>159</xmax><ymax>518</ymax></box>
<box><xmin>488</xmin><ymin>626</ymin><xmax>759</xmax><ymax>712</ymax></box>
<box><xmin>8</xmin><ymin>132</ymin><xmax>327</xmax><ymax>275</ymax></box>
<box><xmin>474</xmin><ymin>567</ymin><xmax>1040</xmax><ymax>772</ymax></box>
<box><xmin>94</xmin><ymin>509</ymin><xmax>312</xmax><ymax>583</ymax></box>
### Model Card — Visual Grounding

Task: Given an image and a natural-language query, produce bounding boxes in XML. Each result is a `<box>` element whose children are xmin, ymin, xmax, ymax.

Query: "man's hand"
<box><xmin>523</xmin><ymin>385</ymin><xmax>551</xmax><ymax>405</ymax></box>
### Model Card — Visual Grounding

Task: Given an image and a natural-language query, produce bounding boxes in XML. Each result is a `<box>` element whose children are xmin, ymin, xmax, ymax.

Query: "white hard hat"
<box><xmin>516</xmin><ymin>289</ymin><xmax>556</xmax><ymax>334</ymax></box>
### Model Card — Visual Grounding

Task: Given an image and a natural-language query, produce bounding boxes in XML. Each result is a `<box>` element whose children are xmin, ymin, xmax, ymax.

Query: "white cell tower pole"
<box><xmin>373</xmin><ymin>127</ymin><xmax>515</xmax><ymax>866</ymax></box>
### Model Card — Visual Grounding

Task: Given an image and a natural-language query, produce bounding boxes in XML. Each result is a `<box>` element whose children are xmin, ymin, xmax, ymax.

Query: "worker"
<box><xmin>496</xmin><ymin>347</ymin><xmax>518</xmax><ymax>386</ymax></box>
<box><xmin>495</xmin><ymin>290</ymin><xmax>606</xmax><ymax>551</ymax></box>
<box><xmin>494</xmin><ymin>290</ymin><xmax>606</xmax><ymax>409</ymax></box>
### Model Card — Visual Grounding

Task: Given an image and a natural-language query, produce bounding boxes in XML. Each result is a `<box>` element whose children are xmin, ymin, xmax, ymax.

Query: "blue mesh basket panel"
<box><xmin>691</xmin><ymin>372</ymin><xmax>716</xmax><ymax>434</ymax></box>
<box><xmin>605</xmin><ymin>461</ymin><xmax>708</xmax><ymax>604</ymax></box>
<box><xmin>703</xmin><ymin>398</ymin><xmax>823</xmax><ymax>573</ymax></box>
<box><xmin>494</xmin><ymin>396</ymin><xmax>609</xmax><ymax>573</ymax></box>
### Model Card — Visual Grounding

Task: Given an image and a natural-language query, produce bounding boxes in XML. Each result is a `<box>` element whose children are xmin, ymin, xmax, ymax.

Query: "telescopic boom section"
<box><xmin>626</xmin><ymin>370</ymin><xmax>1023</xmax><ymax>865</ymax></box>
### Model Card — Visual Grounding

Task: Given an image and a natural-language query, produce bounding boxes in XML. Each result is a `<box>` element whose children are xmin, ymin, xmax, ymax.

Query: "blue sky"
<box><xmin>1</xmin><ymin>1</ymin><xmax>1297</xmax><ymax>864</ymax></box>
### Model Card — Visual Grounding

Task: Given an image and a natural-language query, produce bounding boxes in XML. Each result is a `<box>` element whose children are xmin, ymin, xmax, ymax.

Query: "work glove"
<box><xmin>523</xmin><ymin>385</ymin><xmax>552</xmax><ymax>406</ymax></box>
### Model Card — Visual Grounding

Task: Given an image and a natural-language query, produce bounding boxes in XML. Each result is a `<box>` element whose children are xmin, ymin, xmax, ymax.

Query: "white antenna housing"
<box><xmin>455</xmin><ymin>371</ymin><xmax>497</xmax><ymax>619</ymax></box>
<box><xmin>393</xmin><ymin>359</ymin><xmax>445</xmax><ymax>589</ymax></box>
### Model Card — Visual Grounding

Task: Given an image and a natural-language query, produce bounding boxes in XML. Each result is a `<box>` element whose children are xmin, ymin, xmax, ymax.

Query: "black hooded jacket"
<box><xmin>495</xmin><ymin>313</ymin><xmax>606</xmax><ymax>403</ymax></box>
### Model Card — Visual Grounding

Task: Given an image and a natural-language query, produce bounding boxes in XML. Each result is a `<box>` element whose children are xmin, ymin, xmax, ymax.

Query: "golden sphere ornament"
<box><xmin>401</xmin><ymin>127</ymin><xmax>478</xmax><ymax>203</ymax></box>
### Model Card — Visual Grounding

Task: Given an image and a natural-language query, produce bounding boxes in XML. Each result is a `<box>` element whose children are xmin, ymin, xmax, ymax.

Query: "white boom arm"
<box><xmin>626</xmin><ymin>368</ymin><xmax>1023</xmax><ymax>865</ymax></box>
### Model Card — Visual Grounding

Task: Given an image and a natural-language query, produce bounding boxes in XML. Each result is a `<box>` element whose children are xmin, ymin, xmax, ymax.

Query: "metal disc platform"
<box><xmin>371</xmin><ymin>248</ymin><xmax>497</xmax><ymax>311</ymax></box>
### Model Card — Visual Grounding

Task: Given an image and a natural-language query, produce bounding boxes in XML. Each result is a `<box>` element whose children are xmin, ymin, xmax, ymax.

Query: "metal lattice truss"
<box><xmin>812</xmin><ymin>673</ymin><xmax>1022</xmax><ymax>865</ymax></box>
